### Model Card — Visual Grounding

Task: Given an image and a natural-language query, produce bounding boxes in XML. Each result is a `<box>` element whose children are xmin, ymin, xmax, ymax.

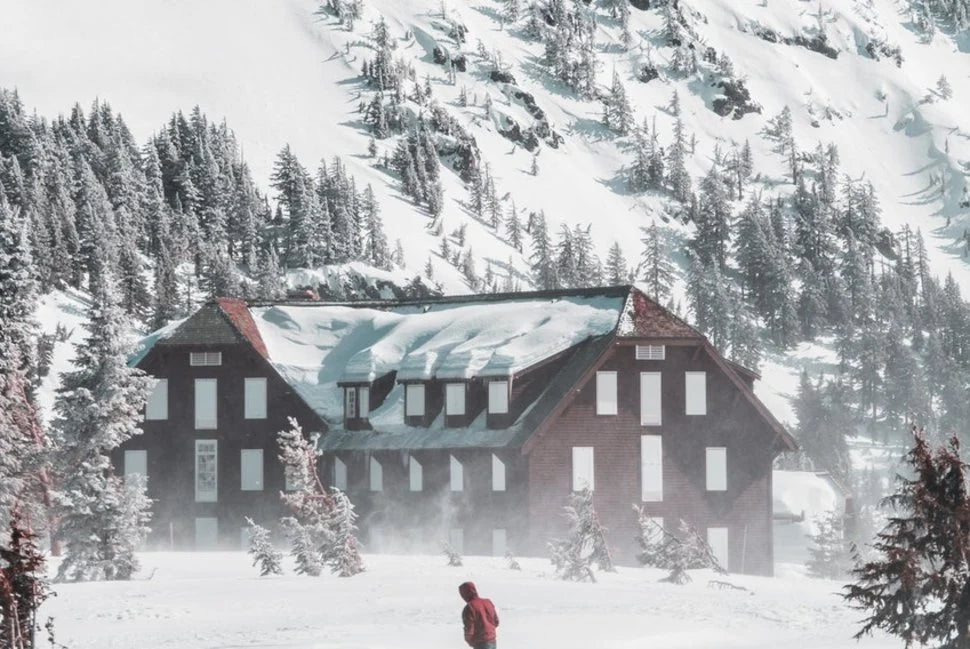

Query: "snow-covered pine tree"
<box><xmin>505</xmin><ymin>549</ymin><xmax>521</xmax><ymax>571</ymax></box>
<box><xmin>324</xmin><ymin>489</ymin><xmax>364</xmax><ymax>577</ymax></box>
<box><xmin>639</xmin><ymin>221</ymin><xmax>674</xmax><ymax>301</ymax></box>
<box><xmin>0</xmin><ymin>510</ymin><xmax>49</xmax><ymax>649</ymax></box>
<box><xmin>548</xmin><ymin>487</ymin><xmax>614</xmax><ymax>583</ymax></box>
<box><xmin>245</xmin><ymin>517</ymin><xmax>284</xmax><ymax>576</ymax></box>
<box><xmin>443</xmin><ymin>541</ymin><xmax>463</xmax><ymax>567</ymax></box>
<box><xmin>52</xmin><ymin>269</ymin><xmax>154</xmax><ymax>582</ymax></box>
<box><xmin>528</xmin><ymin>211</ymin><xmax>557</xmax><ymax>290</ymax></box>
<box><xmin>806</xmin><ymin>509</ymin><xmax>850</xmax><ymax>580</ymax></box>
<box><xmin>603</xmin><ymin>71</ymin><xmax>634</xmax><ymax>135</ymax></box>
<box><xmin>633</xmin><ymin>507</ymin><xmax>725</xmax><ymax>584</ymax></box>
<box><xmin>844</xmin><ymin>426</ymin><xmax>970</xmax><ymax>648</ymax></box>
<box><xmin>666</xmin><ymin>92</ymin><xmax>692</xmax><ymax>202</ymax></box>
<box><xmin>605</xmin><ymin>241</ymin><xmax>629</xmax><ymax>285</ymax></box>
<box><xmin>281</xmin><ymin>516</ymin><xmax>324</xmax><ymax>576</ymax></box>
<box><xmin>505</xmin><ymin>202</ymin><xmax>523</xmax><ymax>252</ymax></box>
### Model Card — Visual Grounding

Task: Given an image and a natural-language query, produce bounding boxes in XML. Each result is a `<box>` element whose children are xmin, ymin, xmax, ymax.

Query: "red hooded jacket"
<box><xmin>459</xmin><ymin>582</ymin><xmax>499</xmax><ymax>646</ymax></box>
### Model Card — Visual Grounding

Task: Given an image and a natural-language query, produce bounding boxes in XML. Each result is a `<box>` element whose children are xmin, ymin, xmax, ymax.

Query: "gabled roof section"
<box><xmin>616</xmin><ymin>287</ymin><xmax>704</xmax><ymax>339</ymax></box>
<box><xmin>216</xmin><ymin>298</ymin><xmax>268</xmax><ymax>358</ymax></box>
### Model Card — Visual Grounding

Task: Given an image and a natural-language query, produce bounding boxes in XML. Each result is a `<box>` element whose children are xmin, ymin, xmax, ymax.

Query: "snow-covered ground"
<box><xmin>42</xmin><ymin>552</ymin><xmax>894</xmax><ymax>649</ymax></box>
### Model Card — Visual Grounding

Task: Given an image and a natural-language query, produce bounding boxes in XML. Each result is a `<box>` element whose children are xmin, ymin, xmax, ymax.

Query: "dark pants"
<box><xmin>473</xmin><ymin>643</ymin><xmax>496</xmax><ymax>649</ymax></box>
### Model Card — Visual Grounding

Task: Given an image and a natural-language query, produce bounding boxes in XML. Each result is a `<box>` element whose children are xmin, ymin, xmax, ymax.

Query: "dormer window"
<box><xmin>445</xmin><ymin>383</ymin><xmax>466</xmax><ymax>416</ymax></box>
<box><xmin>344</xmin><ymin>385</ymin><xmax>370</xmax><ymax>421</ymax></box>
<box><xmin>488</xmin><ymin>380</ymin><xmax>509</xmax><ymax>414</ymax></box>
<box><xmin>405</xmin><ymin>383</ymin><xmax>425</xmax><ymax>417</ymax></box>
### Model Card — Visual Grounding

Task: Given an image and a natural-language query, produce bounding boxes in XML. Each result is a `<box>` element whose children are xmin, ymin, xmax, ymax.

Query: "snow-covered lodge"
<box><xmin>120</xmin><ymin>286</ymin><xmax>796</xmax><ymax>575</ymax></box>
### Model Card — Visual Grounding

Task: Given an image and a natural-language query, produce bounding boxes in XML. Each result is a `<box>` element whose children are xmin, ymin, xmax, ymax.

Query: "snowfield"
<box><xmin>42</xmin><ymin>552</ymin><xmax>895</xmax><ymax>649</ymax></box>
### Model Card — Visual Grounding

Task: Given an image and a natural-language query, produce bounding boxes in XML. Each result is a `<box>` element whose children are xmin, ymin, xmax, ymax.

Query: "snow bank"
<box><xmin>773</xmin><ymin>470</ymin><xmax>844</xmax><ymax>565</ymax></box>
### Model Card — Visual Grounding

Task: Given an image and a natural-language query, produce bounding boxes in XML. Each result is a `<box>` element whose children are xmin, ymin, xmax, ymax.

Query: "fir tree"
<box><xmin>633</xmin><ymin>508</ymin><xmax>725</xmax><ymax>584</ymax></box>
<box><xmin>806</xmin><ymin>509</ymin><xmax>851</xmax><ymax>580</ymax></box>
<box><xmin>640</xmin><ymin>221</ymin><xmax>674</xmax><ymax>301</ymax></box>
<box><xmin>245</xmin><ymin>518</ymin><xmax>284</xmax><ymax>576</ymax></box>
<box><xmin>605</xmin><ymin>241</ymin><xmax>628</xmax><ymax>285</ymax></box>
<box><xmin>0</xmin><ymin>511</ymin><xmax>49</xmax><ymax>649</ymax></box>
<box><xmin>528</xmin><ymin>211</ymin><xmax>557</xmax><ymax>290</ymax></box>
<box><xmin>548</xmin><ymin>488</ymin><xmax>614</xmax><ymax>583</ymax></box>
<box><xmin>443</xmin><ymin>541</ymin><xmax>463</xmax><ymax>567</ymax></box>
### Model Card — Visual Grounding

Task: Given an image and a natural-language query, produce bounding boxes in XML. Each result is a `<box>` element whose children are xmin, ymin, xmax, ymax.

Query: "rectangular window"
<box><xmin>409</xmin><ymin>455</ymin><xmax>423</xmax><ymax>492</ymax></box>
<box><xmin>406</xmin><ymin>384</ymin><xmax>425</xmax><ymax>417</ymax></box>
<box><xmin>195</xmin><ymin>440</ymin><xmax>218</xmax><ymax>503</ymax></box>
<box><xmin>333</xmin><ymin>457</ymin><xmax>348</xmax><ymax>491</ymax></box>
<box><xmin>706</xmin><ymin>447</ymin><xmax>727</xmax><ymax>491</ymax></box>
<box><xmin>240</xmin><ymin>449</ymin><xmax>264</xmax><ymax>491</ymax></box>
<box><xmin>194</xmin><ymin>378</ymin><xmax>217</xmax><ymax>429</ymax></box>
<box><xmin>145</xmin><ymin>379</ymin><xmax>168</xmax><ymax>420</ymax></box>
<box><xmin>345</xmin><ymin>387</ymin><xmax>357</xmax><ymax>419</ymax></box>
<box><xmin>124</xmin><ymin>450</ymin><xmax>147</xmax><ymax>484</ymax></box>
<box><xmin>488</xmin><ymin>380</ymin><xmax>509</xmax><ymax>414</ymax></box>
<box><xmin>640</xmin><ymin>372</ymin><xmax>661</xmax><ymax>426</ymax></box>
<box><xmin>450</xmin><ymin>455</ymin><xmax>463</xmax><ymax>492</ymax></box>
<box><xmin>595</xmin><ymin>371</ymin><xmax>618</xmax><ymax>415</ymax></box>
<box><xmin>359</xmin><ymin>387</ymin><xmax>370</xmax><ymax>418</ymax></box>
<box><xmin>635</xmin><ymin>345</ymin><xmax>666</xmax><ymax>360</ymax></box>
<box><xmin>446</xmin><ymin>383</ymin><xmax>466</xmax><ymax>416</ymax></box>
<box><xmin>492</xmin><ymin>528</ymin><xmax>507</xmax><ymax>557</ymax></box>
<box><xmin>640</xmin><ymin>435</ymin><xmax>663</xmax><ymax>502</ymax></box>
<box><xmin>492</xmin><ymin>454</ymin><xmax>506</xmax><ymax>492</ymax></box>
<box><xmin>572</xmin><ymin>446</ymin><xmax>594</xmax><ymax>491</ymax></box>
<box><xmin>195</xmin><ymin>517</ymin><xmax>218</xmax><ymax>549</ymax></box>
<box><xmin>244</xmin><ymin>378</ymin><xmax>267</xmax><ymax>419</ymax></box>
<box><xmin>369</xmin><ymin>456</ymin><xmax>383</xmax><ymax>492</ymax></box>
<box><xmin>190</xmin><ymin>351</ymin><xmax>222</xmax><ymax>366</ymax></box>
<box><xmin>686</xmin><ymin>372</ymin><xmax>707</xmax><ymax>415</ymax></box>
<box><xmin>708</xmin><ymin>527</ymin><xmax>729</xmax><ymax>571</ymax></box>
<box><xmin>449</xmin><ymin>528</ymin><xmax>464</xmax><ymax>554</ymax></box>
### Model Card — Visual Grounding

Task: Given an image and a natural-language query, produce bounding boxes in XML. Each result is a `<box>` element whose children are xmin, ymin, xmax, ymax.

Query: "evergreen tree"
<box><xmin>633</xmin><ymin>508</ymin><xmax>725</xmax><ymax>584</ymax></box>
<box><xmin>548</xmin><ymin>488</ymin><xmax>614</xmax><ymax>583</ymax></box>
<box><xmin>505</xmin><ymin>202</ymin><xmax>523</xmax><ymax>252</ymax></box>
<box><xmin>603</xmin><ymin>71</ymin><xmax>634</xmax><ymax>135</ymax></box>
<box><xmin>0</xmin><ymin>511</ymin><xmax>49</xmax><ymax>649</ymax></box>
<box><xmin>639</xmin><ymin>221</ymin><xmax>674</xmax><ymax>301</ymax></box>
<box><xmin>605</xmin><ymin>241</ymin><xmax>628</xmax><ymax>285</ymax></box>
<box><xmin>529</xmin><ymin>211</ymin><xmax>557</xmax><ymax>290</ymax></box>
<box><xmin>806</xmin><ymin>509</ymin><xmax>851</xmax><ymax>580</ymax></box>
<box><xmin>666</xmin><ymin>92</ymin><xmax>692</xmax><ymax>202</ymax></box>
<box><xmin>245</xmin><ymin>517</ymin><xmax>284</xmax><ymax>576</ymax></box>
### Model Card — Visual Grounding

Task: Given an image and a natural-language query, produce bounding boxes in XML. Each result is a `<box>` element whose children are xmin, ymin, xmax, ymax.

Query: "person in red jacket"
<box><xmin>459</xmin><ymin>581</ymin><xmax>499</xmax><ymax>649</ymax></box>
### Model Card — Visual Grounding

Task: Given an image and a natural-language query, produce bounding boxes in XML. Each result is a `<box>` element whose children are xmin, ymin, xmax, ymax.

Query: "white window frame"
<box><xmin>492</xmin><ymin>528</ymin><xmax>507</xmax><ymax>557</ymax></box>
<box><xmin>194</xmin><ymin>378</ymin><xmax>218</xmax><ymax>430</ymax></box>
<box><xmin>359</xmin><ymin>386</ymin><xmax>370</xmax><ymax>418</ymax></box>
<box><xmin>406</xmin><ymin>383</ymin><xmax>425</xmax><ymax>418</ymax></box>
<box><xmin>488</xmin><ymin>380</ymin><xmax>509</xmax><ymax>414</ymax></box>
<box><xmin>640</xmin><ymin>435</ymin><xmax>663</xmax><ymax>502</ymax></box>
<box><xmin>369</xmin><ymin>456</ymin><xmax>383</xmax><ymax>492</ymax></box>
<box><xmin>195</xmin><ymin>439</ymin><xmax>218</xmax><ymax>503</ymax></box>
<box><xmin>333</xmin><ymin>456</ymin><xmax>348</xmax><ymax>491</ymax></box>
<box><xmin>492</xmin><ymin>453</ymin><xmax>506</xmax><ymax>492</ymax></box>
<box><xmin>195</xmin><ymin>517</ymin><xmax>218</xmax><ymax>549</ymax></box>
<box><xmin>706</xmin><ymin>447</ymin><xmax>727</xmax><ymax>491</ymax></box>
<box><xmin>124</xmin><ymin>449</ymin><xmax>147</xmax><ymax>485</ymax></box>
<box><xmin>244</xmin><ymin>378</ymin><xmax>267</xmax><ymax>420</ymax></box>
<box><xmin>445</xmin><ymin>383</ymin><xmax>466</xmax><ymax>416</ymax></box>
<box><xmin>635</xmin><ymin>345</ymin><xmax>666</xmax><ymax>360</ymax></box>
<box><xmin>145</xmin><ymin>378</ymin><xmax>168</xmax><ymax>420</ymax></box>
<box><xmin>190</xmin><ymin>351</ymin><xmax>222</xmax><ymax>366</ymax></box>
<box><xmin>240</xmin><ymin>449</ymin><xmax>264</xmax><ymax>491</ymax></box>
<box><xmin>449</xmin><ymin>455</ymin><xmax>464</xmax><ymax>492</ymax></box>
<box><xmin>640</xmin><ymin>372</ymin><xmax>662</xmax><ymax>426</ymax></box>
<box><xmin>571</xmin><ymin>446</ymin><xmax>595</xmax><ymax>492</ymax></box>
<box><xmin>708</xmin><ymin>527</ymin><xmax>729</xmax><ymax>571</ymax></box>
<box><xmin>409</xmin><ymin>455</ymin><xmax>423</xmax><ymax>492</ymax></box>
<box><xmin>595</xmin><ymin>371</ymin><xmax>618</xmax><ymax>415</ymax></box>
<box><xmin>686</xmin><ymin>371</ymin><xmax>707</xmax><ymax>416</ymax></box>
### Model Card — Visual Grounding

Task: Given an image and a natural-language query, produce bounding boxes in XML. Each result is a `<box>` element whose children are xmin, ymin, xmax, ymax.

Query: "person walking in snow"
<box><xmin>459</xmin><ymin>581</ymin><xmax>500</xmax><ymax>649</ymax></box>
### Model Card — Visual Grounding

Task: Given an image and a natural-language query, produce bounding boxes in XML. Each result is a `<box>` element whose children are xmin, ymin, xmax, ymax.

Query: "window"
<box><xmin>446</xmin><ymin>383</ymin><xmax>466</xmax><ymax>416</ymax></box>
<box><xmin>635</xmin><ymin>345</ymin><xmax>666</xmax><ymax>360</ymax></box>
<box><xmin>450</xmin><ymin>455</ymin><xmax>464</xmax><ymax>492</ymax></box>
<box><xmin>359</xmin><ymin>387</ymin><xmax>370</xmax><ymax>418</ymax></box>
<box><xmin>640</xmin><ymin>372</ymin><xmax>661</xmax><ymax>426</ymax></box>
<box><xmin>190</xmin><ymin>351</ymin><xmax>222</xmax><ymax>366</ymax></box>
<box><xmin>244</xmin><ymin>378</ymin><xmax>267</xmax><ymax>419</ymax></box>
<box><xmin>195</xmin><ymin>517</ymin><xmax>218</xmax><ymax>549</ymax></box>
<box><xmin>488</xmin><ymin>380</ymin><xmax>509</xmax><ymax>414</ymax></box>
<box><xmin>409</xmin><ymin>455</ymin><xmax>423</xmax><ymax>492</ymax></box>
<box><xmin>195</xmin><ymin>440</ymin><xmax>218</xmax><ymax>502</ymax></box>
<box><xmin>345</xmin><ymin>387</ymin><xmax>357</xmax><ymax>420</ymax></box>
<box><xmin>492</xmin><ymin>454</ymin><xmax>506</xmax><ymax>492</ymax></box>
<box><xmin>406</xmin><ymin>384</ymin><xmax>425</xmax><ymax>417</ymax></box>
<box><xmin>124</xmin><ymin>450</ymin><xmax>147</xmax><ymax>485</ymax></box>
<box><xmin>686</xmin><ymin>372</ymin><xmax>707</xmax><ymax>415</ymax></box>
<box><xmin>706</xmin><ymin>447</ymin><xmax>727</xmax><ymax>491</ymax></box>
<box><xmin>449</xmin><ymin>528</ymin><xmax>464</xmax><ymax>554</ymax></box>
<box><xmin>492</xmin><ymin>529</ymin><xmax>507</xmax><ymax>557</ymax></box>
<box><xmin>707</xmin><ymin>527</ymin><xmax>729</xmax><ymax>571</ymax></box>
<box><xmin>595</xmin><ymin>371</ymin><xmax>617</xmax><ymax>415</ymax></box>
<box><xmin>572</xmin><ymin>446</ymin><xmax>594</xmax><ymax>491</ymax></box>
<box><xmin>194</xmin><ymin>378</ymin><xmax>217</xmax><ymax>429</ymax></box>
<box><xmin>145</xmin><ymin>379</ymin><xmax>168</xmax><ymax>420</ymax></box>
<box><xmin>640</xmin><ymin>435</ymin><xmax>663</xmax><ymax>502</ymax></box>
<box><xmin>333</xmin><ymin>457</ymin><xmax>348</xmax><ymax>491</ymax></box>
<box><xmin>240</xmin><ymin>449</ymin><xmax>264</xmax><ymax>491</ymax></box>
<box><xmin>369</xmin><ymin>456</ymin><xmax>383</xmax><ymax>492</ymax></box>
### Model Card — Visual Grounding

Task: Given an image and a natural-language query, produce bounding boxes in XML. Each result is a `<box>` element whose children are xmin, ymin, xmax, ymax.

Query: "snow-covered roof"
<box><xmin>251</xmin><ymin>293</ymin><xmax>626</xmax><ymax>425</ymax></box>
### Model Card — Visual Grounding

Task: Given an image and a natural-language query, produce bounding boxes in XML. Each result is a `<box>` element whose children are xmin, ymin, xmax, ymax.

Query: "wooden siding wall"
<box><xmin>526</xmin><ymin>342</ymin><xmax>776</xmax><ymax>575</ymax></box>
<box><xmin>114</xmin><ymin>342</ymin><xmax>323</xmax><ymax>549</ymax></box>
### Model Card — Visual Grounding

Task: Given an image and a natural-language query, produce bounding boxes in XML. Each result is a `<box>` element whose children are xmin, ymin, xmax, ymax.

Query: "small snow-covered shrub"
<box><xmin>548</xmin><ymin>488</ymin><xmax>614</xmax><ymax>583</ymax></box>
<box><xmin>505</xmin><ymin>549</ymin><xmax>522</xmax><ymax>571</ymax></box>
<box><xmin>634</xmin><ymin>507</ymin><xmax>724</xmax><ymax>584</ymax></box>
<box><xmin>443</xmin><ymin>542</ymin><xmax>463</xmax><ymax>567</ymax></box>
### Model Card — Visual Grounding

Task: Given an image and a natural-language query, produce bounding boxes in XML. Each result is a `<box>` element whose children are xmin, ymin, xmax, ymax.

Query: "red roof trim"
<box><xmin>217</xmin><ymin>298</ymin><xmax>269</xmax><ymax>359</ymax></box>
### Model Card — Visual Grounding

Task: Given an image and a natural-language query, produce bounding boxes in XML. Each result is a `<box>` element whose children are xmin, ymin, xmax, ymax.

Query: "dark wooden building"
<box><xmin>120</xmin><ymin>286</ymin><xmax>795</xmax><ymax>574</ymax></box>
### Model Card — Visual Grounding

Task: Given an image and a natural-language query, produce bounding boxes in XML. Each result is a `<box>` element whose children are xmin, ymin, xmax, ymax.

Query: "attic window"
<box><xmin>488</xmin><ymin>380</ymin><xmax>509</xmax><ymax>415</ymax></box>
<box><xmin>344</xmin><ymin>386</ymin><xmax>370</xmax><ymax>420</ymax></box>
<box><xmin>635</xmin><ymin>345</ymin><xmax>665</xmax><ymax>361</ymax></box>
<box><xmin>190</xmin><ymin>351</ymin><xmax>222</xmax><ymax>366</ymax></box>
<box><xmin>406</xmin><ymin>384</ymin><xmax>426</xmax><ymax>418</ymax></box>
